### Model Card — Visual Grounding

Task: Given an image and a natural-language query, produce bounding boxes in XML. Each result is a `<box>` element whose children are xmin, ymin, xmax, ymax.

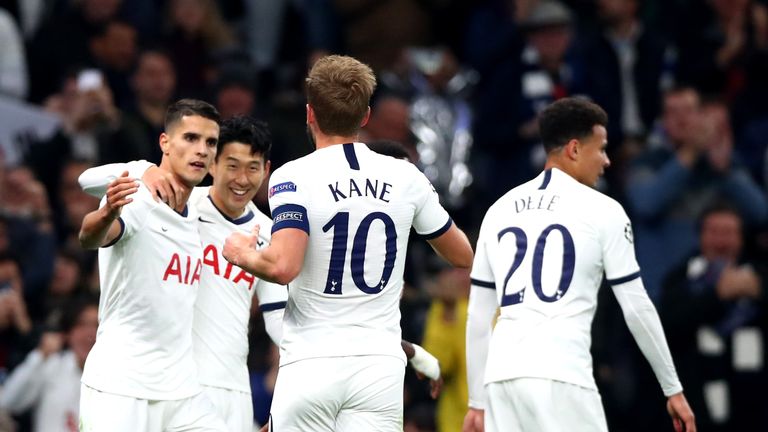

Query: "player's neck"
<box><xmin>544</xmin><ymin>158</ymin><xmax>574</xmax><ymax>179</ymax></box>
<box><xmin>313</xmin><ymin>132</ymin><xmax>359</xmax><ymax>150</ymax></box>
<box><xmin>209</xmin><ymin>189</ymin><xmax>245</xmax><ymax>220</ymax></box>
<box><xmin>158</xmin><ymin>161</ymin><xmax>194</xmax><ymax>213</ymax></box>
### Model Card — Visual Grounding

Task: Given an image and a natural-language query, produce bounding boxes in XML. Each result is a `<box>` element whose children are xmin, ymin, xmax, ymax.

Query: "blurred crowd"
<box><xmin>0</xmin><ymin>0</ymin><xmax>767</xmax><ymax>431</ymax></box>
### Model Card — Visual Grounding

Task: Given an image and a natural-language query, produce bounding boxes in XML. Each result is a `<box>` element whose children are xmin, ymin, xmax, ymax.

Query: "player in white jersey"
<box><xmin>77</xmin><ymin>99</ymin><xmax>227</xmax><ymax>432</ymax></box>
<box><xmin>77</xmin><ymin>116</ymin><xmax>285</xmax><ymax>431</ymax></box>
<box><xmin>463</xmin><ymin>98</ymin><xmax>696</xmax><ymax>432</ymax></box>
<box><xmin>222</xmin><ymin>55</ymin><xmax>474</xmax><ymax>432</ymax></box>
<box><xmin>78</xmin><ymin>117</ymin><xmax>445</xmax><ymax>430</ymax></box>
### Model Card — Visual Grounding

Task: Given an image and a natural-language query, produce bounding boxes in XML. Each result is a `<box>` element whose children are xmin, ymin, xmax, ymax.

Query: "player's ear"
<box><xmin>159</xmin><ymin>132</ymin><xmax>170</xmax><ymax>155</ymax></box>
<box><xmin>360</xmin><ymin>106</ymin><xmax>371</xmax><ymax>128</ymax></box>
<box><xmin>306</xmin><ymin>104</ymin><xmax>314</xmax><ymax>125</ymax></box>
<box><xmin>208</xmin><ymin>159</ymin><xmax>218</xmax><ymax>178</ymax></box>
<box><xmin>564</xmin><ymin>139</ymin><xmax>579</xmax><ymax>161</ymax></box>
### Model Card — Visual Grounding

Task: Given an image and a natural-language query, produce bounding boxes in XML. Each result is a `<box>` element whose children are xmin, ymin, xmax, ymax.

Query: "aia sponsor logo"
<box><xmin>162</xmin><ymin>253</ymin><xmax>202</xmax><ymax>285</ymax></box>
<box><xmin>202</xmin><ymin>244</ymin><xmax>255</xmax><ymax>290</ymax></box>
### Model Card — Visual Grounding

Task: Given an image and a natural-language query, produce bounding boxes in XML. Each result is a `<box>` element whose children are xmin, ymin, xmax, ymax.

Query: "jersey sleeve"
<box><xmin>601</xmin><ymin>200</ymin><xmax>642</xmax><ymax>285</ymax></box>
<box><xmin>79</xmin><ymin>160</ymin><xmax>155</xmax><ymax>198</ymax></box>
<box><xmin>101</xmin><ymin>185</ymin><xmax>153</xmax><ymax>246</ymax></box>
<box><xmin>410</xmin><ymin>165</ymin><xmax>452</xmax><ymax>238</ymax></box>
<box><xmin>267</xmin><ymin>166</ymin><xmax>310</xmax><ymax>235</ymax></box>
<box><xmin>254</xmin><ymin>279</ymin><xmax>288</xmax><ymax>313</ymax></box>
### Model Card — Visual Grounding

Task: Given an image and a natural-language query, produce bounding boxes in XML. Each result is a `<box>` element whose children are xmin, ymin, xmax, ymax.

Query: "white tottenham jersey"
<box><xmin>471</xmin><ymin>168</ymin><xmax>641</xmax><ymax>391</ymax></box>
<box><xmin>268</xmin><ymin>142</ymin><xmax>451</xmax><ymax>366</ymax></box>
<box><xmin>190</xmin><ymin>187</ymin><xmax>287</xmax><ymax>393</ymax></box>
<box><xmin>82</xmin><ymin>184</ymin><xmax>202</xmax><ymax>400</ymax></box>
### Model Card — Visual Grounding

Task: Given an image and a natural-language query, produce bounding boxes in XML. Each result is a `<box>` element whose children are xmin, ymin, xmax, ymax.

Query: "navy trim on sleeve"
<box><xmin>271</xmin><ymin>204</ymin><xmax>310</xmax><ymax>234</ymax></box>
<box><xmin>471</xmin><ymin>278</ymin><xmax>496</xmax><ymax>289</ymax></box>
<box><xmin>421</xmin><ymin>217</ymin><xmax>452</xmax><ymax>240</ymax></box>
<box><xmin>538</xmin><ymin>169</ymin><xmax>552</xmax><ymax>190</ymax></box>
<box><xmin>343</xmin><ymin>143</ymin><xmax>360</xmax><ymax>170</ymax></box>
<box><xmin>103</xmin><ymin>217</ymin><xmax>125</xmax><ymax>248</ymax></box>
<box><xmin>607</xmin><ymin>271</ymin><xmax>641</xmax><ymax>286</ymax></box>
<box><xmin>260</xmin><ymin>301</ymin><xmax>287</xmax><ymax>312</ymax></box>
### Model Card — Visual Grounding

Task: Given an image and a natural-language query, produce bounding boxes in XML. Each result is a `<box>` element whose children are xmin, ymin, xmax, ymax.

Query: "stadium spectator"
<box><xmin>162</xmin><ymin>0</ymin><xmax>236</xmax><ymax>99</ymax></box>
<box><xmin>468</xmin><ymin>0</ymin><xmax>587</xmax><ymax>213</ymax></box>
<box><xmin>0</xmin><ymin>7</ymin><xmax>28</xmax><ymax>99</ymax></box>
<box><xmin>422</xmin><ymin>266</ymin><xmax>470</xmax><ymax>432</ymax></box>
<box><xmin>106</xmin><ymin>48</ymin><xmax>177</xmax><ymax>165</ymax></box>
<box><xmin>0</xmin><ymin>297</ymin><xmax>98</xmax><ymax>432</ymax></box>
<box><xmin>625</xmin><ymin>87</ymin><xmax>768</xmax><ymax>302</ymax></box>
<box><xmin>660</xmin><ymin>203</ymin><xmax>767</xmax><ymax>430</ymax></box>
<box><xmin>27</xmin><ymin>0</ymin><xmax>123</xmax><ymax>102</ymax></box>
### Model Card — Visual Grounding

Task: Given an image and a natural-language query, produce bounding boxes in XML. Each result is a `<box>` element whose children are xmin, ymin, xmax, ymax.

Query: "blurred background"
<box><xmin>0</xmin><ymin>0</ymin><xmax>767</xmax><ymax>431</ymax></box>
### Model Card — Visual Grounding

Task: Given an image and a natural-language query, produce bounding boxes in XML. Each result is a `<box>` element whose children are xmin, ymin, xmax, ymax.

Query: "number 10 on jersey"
<box><xmin>323</xmin><ymin>211</ymin><xmax>397</xmax><ymax>295</ymax></box>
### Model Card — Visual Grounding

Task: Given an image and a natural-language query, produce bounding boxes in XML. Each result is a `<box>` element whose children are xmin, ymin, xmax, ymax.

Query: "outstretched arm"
<box><xmin>223</xmin><ymin>226</ymin><xmax>308</xmax><ymax>285</ymax></box>
<box><xmin>79</xmin><ymin>160</ymin><xmax>187</xmax><ymax>208</ymax></box>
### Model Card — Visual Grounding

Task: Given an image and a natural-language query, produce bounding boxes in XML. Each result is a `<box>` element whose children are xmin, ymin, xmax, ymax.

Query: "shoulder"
<box><xmin>190</xmin><ymin>186</ymin><xmax>210</xmax><ymax>207</ymax></box>
<box><xmin>122</xmin><ymin>182</ymin><xmax>159</xmax><ymax>214</ymax></box>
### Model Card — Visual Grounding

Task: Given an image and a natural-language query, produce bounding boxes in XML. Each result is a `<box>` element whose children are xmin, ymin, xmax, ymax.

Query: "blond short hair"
<box><xmin>305</xmin><ymin>55</ymin><xmax>377</xmax><ymax>136</ymax></box>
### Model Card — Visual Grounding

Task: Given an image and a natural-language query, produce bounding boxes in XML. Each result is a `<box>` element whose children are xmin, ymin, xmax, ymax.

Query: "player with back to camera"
<box><xmin>463</xmin><ymin>97</ymin><xmax>696</xmax><ymax>432</ymax></box>
<box><xmin>77</xmin><ymin>99</ymin><xmax>227</xmax><ymax>431</ymax></box>
<box><xmin>222</xmin><ymin>55</ymin><xmax>474</xmax><ymax>431</ymax></box>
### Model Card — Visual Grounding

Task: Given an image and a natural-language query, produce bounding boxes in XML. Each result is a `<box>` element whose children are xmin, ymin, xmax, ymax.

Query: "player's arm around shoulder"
<box><xmin>79</xmin><ymin>171</ymin><xmax>138</xmax><ymax>249</ymax></box>
<box><xmin>427</xmin><ymin>222</ymin><xmax>474</xmax><ymax>269</ymax></box>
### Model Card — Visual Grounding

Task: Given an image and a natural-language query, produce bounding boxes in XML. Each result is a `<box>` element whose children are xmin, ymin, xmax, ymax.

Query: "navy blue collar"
<box><xmin>207</xmin><ymin>195</ymin><xmax>255</xmax><ymax>225</ymax></box>
<box><xmin>175</xmin><ymin>205</ymin><xmax>189</xmax><ymax>217</ymax></box>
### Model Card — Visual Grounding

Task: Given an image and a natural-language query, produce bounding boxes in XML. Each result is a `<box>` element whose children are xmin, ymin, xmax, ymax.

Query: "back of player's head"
<box><xmin>165</xmin><ymin>98</ymin><xmax>221</xmax><ymax>130</ymax></box>
<box><xmin>539</xmin><ymin>97</ymin><xmax>608</xmax><ymax>153</ymax></box>
<box><xmin>366</xmin><ymin>140</ymin><xmax>411</xmax><ymax>160</ymax></box>
<box><xmin>305</xmin><ymin>55</ymin><xmax>377</xmax><ymax>137</ymax></box>
<box><xmin>217</xmin><ymin>115</ymin><xmax>272</xmax><ymax>161</ymax></box>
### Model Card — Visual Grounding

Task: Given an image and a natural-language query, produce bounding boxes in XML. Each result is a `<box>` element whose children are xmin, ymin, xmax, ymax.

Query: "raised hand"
<box><xmin>104</xmin><ymin>171</ymin><xmax>139</xmax><ymax>219</ymax></box>
<box><xmin>223</xmin><ymin>226</ymin><xmax>260</xmax><ymax>267</ymax></box>
<box><xmin>143</xmin><ymin>166</ymin><xmax>184</xmax><ymax>209</ymax></box>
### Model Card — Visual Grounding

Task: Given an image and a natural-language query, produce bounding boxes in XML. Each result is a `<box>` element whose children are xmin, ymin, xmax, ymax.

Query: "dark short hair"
<box><xmin>697</xmin><ymin>201</ymin><xmax>742</xmax><ymax>233</ymax></box>
<box><xmin>538</xmin><ymin>97</ymin><xmax>608</xmax><ymax>153</ymax></box>
<box><xmin>366</xmin><ymin>140</ymin><xmax>410</xmax><ymax>160</ymax></box>
<box><xmin>217</xmin><ymin>115</ymin><xmax>271</xmax><ymax>161</ymax></box>
<box><xmin>165</xmin><ymin>98</ymin><xmax>220</xmax><ymax>130</ymax></box>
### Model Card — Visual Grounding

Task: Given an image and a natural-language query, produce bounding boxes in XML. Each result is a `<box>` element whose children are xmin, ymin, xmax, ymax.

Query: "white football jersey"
<box><xmin>82</xmin><ymin>184</ymin><xmax>203</xmax><ymax>400</ymax></box>
<box><xmin>471</xmin><ymin>168</ymin><xmax>640</xmax><ymax>390</ymax></box>
<box><xmin>268</xmin><ymin>142</ymin><xmax>451</xmax><ymax>366</ymax></box>
<box><xmin>190</xmin><ymin>187</ymin><xmax>287</xmax><ymax>393</ymax></box>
